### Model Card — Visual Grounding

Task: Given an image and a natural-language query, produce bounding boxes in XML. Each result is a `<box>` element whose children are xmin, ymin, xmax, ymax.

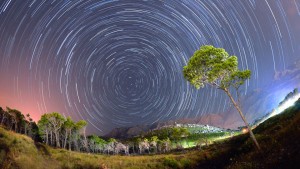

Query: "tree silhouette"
<box><xmin>183</xmin><ymin>45</ymin><xmax>260</xmax><ymax>150</ymax></box>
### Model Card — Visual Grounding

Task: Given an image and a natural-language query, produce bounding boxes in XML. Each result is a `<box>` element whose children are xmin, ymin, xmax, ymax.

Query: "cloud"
<box><xmin>274</xmin><ymin>60</ymin><xmax>300</xmax><ymax>81</ymax></box>
<box><xmin>222</xmin><ymin>60</ymin><xmax>300</xmax><ymax>129</ymax></box>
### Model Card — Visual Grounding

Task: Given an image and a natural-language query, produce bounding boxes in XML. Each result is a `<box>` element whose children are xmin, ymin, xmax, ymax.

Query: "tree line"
<box><xmin>1</xmin><ymin>108</ymin><xmax>193</xmax><ymax>155</ymax></box>
<box><xmin>0</xmin><ymin>107</ymin><xmax>39</xmax><ymax>140</ymax></box>
<box><xmin>38</xmin><ymin>112</ymin><xmax>88</xmax><ymax>151</ymax></box>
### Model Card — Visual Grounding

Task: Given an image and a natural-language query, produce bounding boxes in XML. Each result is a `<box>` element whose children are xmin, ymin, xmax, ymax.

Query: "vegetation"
<box><xmin>1</xmin><ymin>98</ymin><xmax>300</xmax><ymax>168</ymax></box>
<box><xmin>38</xmin><ymin>112</ymin><xmax>88</xmax><ymax>151</ymax></box>
<box><xmin>183</xmin><ymin>45</ymin><xmax>260</xmax><ymax>150</ymax></box>
<box><xmin>0</xmin><ymin>126</ymin><xmax>60</xmax><ymax>169</ymax></box>
<box><xmin>1</xmin><ymin>87</ymin><xmax>300</xmax><ymax>168</ymax></box>
<box><xmin>1</xmin><ymin>107</ymin><xmax>219</xmax><ymax>156</ymax></box>
<box><xmin>0</xmin><ymin>126</ymin><xmax>197</xmax><ymax>169</ymax></box>
<box><xmin>0</xmin><ymin>107</ymin><xmax>39</xmax><ymax>141</ymax></box>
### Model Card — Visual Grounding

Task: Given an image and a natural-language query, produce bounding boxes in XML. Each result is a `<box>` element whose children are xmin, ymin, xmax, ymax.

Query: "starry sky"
<box><xmin>0</xmin><ymin>0</ymin><xmax>300</xmax><ymax>135</ymax></box>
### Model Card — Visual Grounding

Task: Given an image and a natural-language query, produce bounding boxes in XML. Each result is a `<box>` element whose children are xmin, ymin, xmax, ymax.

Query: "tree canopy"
<box><xmin>183</xmin><ymin>45</ymin><xmax>260</xmax><ymax>150</ymax></box>
<box><xmin>183</xmin><ymin>45</ymin><xmax>251</xmax><ymax>90</ymax></box>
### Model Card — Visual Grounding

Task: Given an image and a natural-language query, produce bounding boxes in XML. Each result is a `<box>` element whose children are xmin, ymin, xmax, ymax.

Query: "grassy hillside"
<box><xmin>0</xmin><ymin>126</ymin><xmax>59</xmax><ymax>169</ymax></box>
<box><xmin>0</xmin><ymin>126</ymin><xmax>199</xmax><ymax>169</ymax></box>
<box><xmin>1</xmin><ymin>99</ymin><xmax>300</xmax><ymax>169</ymax></box>
<box><xmin>193</xmin><ymin>99</ymin><xmax>300</xmax><ymax>169</ymax></box>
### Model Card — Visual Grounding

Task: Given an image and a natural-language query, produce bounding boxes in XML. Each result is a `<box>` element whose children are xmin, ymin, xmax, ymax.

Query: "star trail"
<box><xmin>0</xmin><ymin>0</ymin><xmax>300</xmax><ymax>135</ymax></box>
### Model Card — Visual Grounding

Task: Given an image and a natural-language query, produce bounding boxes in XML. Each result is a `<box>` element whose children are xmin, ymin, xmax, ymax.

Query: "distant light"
<box><xmin>256</xmin><ymin>93</ymin><xmax>300</xmax><ymax>126</ymax></box>
<box><xmin>242</xmin><ymin>128</ymin><xmax>248</xmax><ymax>134</ymax></box>
<box><xmin>271</xmin><ymin>93</ymin><xmax>300</xmax><ymax>118</ymax></box>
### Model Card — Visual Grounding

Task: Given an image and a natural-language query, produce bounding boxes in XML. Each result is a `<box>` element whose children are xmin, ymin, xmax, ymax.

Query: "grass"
<box><xmin>1</xmin><ymin>100</ymin><xmax>300</xmax><ymax>168</ymax></box>
<box><xmin>204</xmin><ymin>100</ymin><xmax>300</xmax><ymax>169</ymax></box>
<box><xmin>0</xmin><ymin>126</ymin><xmax>200</xmax><ymax>169</ymax></box>
<box><xmin>48</xmin><ymin>146</ymin><xmax>199</xmax><ymax>169</ymax></box>
<box><xmin>0</xmin><ymin>126</ymin><xmax>59</xmax><ymax>169</ymax></box>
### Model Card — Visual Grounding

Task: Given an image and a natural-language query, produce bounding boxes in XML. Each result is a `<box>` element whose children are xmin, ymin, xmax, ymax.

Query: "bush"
<box><xmin>163</xmin><ymin>157</ymin><xmax>179</xmax><ymax>169</ymax></box>
<box><xmin>179</xmin><ymin>158</ymin><xmax>191</xmax><ymax>168</ymax></box>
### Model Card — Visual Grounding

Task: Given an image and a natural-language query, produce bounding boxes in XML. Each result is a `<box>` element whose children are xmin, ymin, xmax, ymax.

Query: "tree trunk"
<box><xmin>225</xmin><ymin>89</ymin><xmax>261</xmax><ymax>150</ymax></box>
<box><xmin>50</xmin><ymin>131</ymin><xmax>53</xmax><ymax>146</ymax></box>
<box><xmin>68</xmin><ymin>130</ymin><xmax>72</xmax><ymax>151</ymax></box>
<box><xmin>133</xmin><ymin>144</ymin><xmax>135</xmax><ymax>154</ymax></box>
<box><xmin>83</xmin><ymin>127</ymin><xmax>88</xmax><ymax>152</ymax></box>
<box><xmin>24</xmin><ymin>124</ymin><xmax>27</xmax><ymax>135</ymax></box>
<box><xmin>0</xmin><ymin>115</ymin><xmax>5</xmax><ymax>125</ymax></box>
<box><xmin>9</xmin><ymin>123</ymin><xmax>13</xmax><ymax>130</ymax></box>
<box><xmin>45</xmin><ymin>129</ymin><xmax>49</xmax><ymax>145</ymax></box>
<box><xmin>64</xmin><ymin>130</ymin><xmax>68</xmax><ymax>149</ymax></box>
<box><xmin>14</xmin><ymin>122</ymin><xmax>17</xmax><ymax>132</ymax></box>
<box><xmin>55</xmin><ymin>130</ymin><xmax>61</xmax><ymax>148</ymax></box>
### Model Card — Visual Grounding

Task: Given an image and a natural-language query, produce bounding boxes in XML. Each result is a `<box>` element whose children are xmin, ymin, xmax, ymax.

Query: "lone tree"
<box><xmin>183</xmin><ymin>45</ymin><xmax>260</xmax><ymax>150</ymax></box>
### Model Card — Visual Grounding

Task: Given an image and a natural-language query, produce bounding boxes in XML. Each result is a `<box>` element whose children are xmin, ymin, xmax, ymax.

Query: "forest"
<box><xmin>1</xmin><ymin>95</ymin><xmax>300</xmax><ymax>169</ymax></box>
<box><xmin>1</xmin><ymin>107</ymin><xmax>215</xmax><ymax>155</ymax></box>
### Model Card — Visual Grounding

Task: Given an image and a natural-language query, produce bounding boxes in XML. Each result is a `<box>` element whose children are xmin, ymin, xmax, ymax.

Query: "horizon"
<box><xmin>1</xmin><ymin>0</ymin><xmax>300</xmax><ymax>135</ymax></box>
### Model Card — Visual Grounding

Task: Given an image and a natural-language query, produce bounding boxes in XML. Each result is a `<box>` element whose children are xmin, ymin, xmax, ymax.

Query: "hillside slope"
<box><xmin>194</xmin><ymin>98</ymin><xmax>300</xmax><ymax>169</ymax></box>
<box><xmin>0</xmin><ymin>126</ymin><xmax>59</xmax><ymax>169</ymax></box>
<box><xmin>105</xmin><ymin>114</ymin><xmax>226</xmax><ymax>139</ymax></box>
<box><xmin>0</xmin><ymin>125</ymin><xmax>199</xmax><ymax>169</ymax></box>
<box><xmin>1</xmin><ymin>99</ymin><xmax>300</xmax><ymax>169</ymax></box>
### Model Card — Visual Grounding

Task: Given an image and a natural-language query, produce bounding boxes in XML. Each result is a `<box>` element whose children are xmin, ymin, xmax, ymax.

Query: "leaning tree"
<box><xmin>183</xmin><ymin>45</ymin><xmax>260</xmax><ymax>150</ymax></box>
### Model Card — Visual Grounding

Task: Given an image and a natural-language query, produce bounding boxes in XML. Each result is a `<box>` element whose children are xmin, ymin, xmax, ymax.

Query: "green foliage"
<box><xmin>89</xmin><ymin>135</ymin><xmax>107</xmax><ymax>145</ymax></box>
<box><xmin>64</xmin><ymin>117</ymin><xmax>75</xmax><ymax>129</ymax></box>
<box><xmin>163</xmin><ymin>157</ymin><xmax>179</xmax><ymax>169</ymax></box>
<box><xmin>179</xmin><ymin>158</ymin><xmax>191</xmax><ymax>168</ymax></box>
<box><xmin>0</xmin><ymin>127</ymin><xmax>58</xmax><ymax>169</ymax></box>
<box><xmin>254</xmin><ymin>98</ymin><xmax>300</xmax><ymax>134</ymax></box>
<box><xmin>49</xmin><ymin>112</ymin><xmax>63</xmax><ymax>119</ymax></box>
<box><xmin>150</xmin><ymin>136</ymin><xmax>159</xmax><ymax>142</ymax></box>
<box><xmin>1</xmin><ymin>100</ymin><xmax>300</xmax><ymax>169</ymax></box>
<box><xmin>183</xmin><ymin>45</ymin><xmax>251</xmax><ymax>90</ymax></box>
<box><xmin>75</xmin><ymin>120</ymin><xmax>87</xmax><ymax>130</ymax></box>
<box><xmin>170</xmin><ymin>127</ymin><xmax>190</xmax><ymax>142</ymax></box>
<box><xmin>143</xmin><ymin>138</ymin><xmax>149</xmax><ymax>143</ymax></box>
<box><xmin>147</xmin><ymin>128</ymin><xmax>173</xmax><ymax>140</ymax></box>
<box><xmin>188</xmin><ymin>132</ymin><xmax>227</xmax><ymax>141</ymax></box>
<box><xmin>37</xmin><ymin>112</ymin><xmax>87</xmax><ymax>149</ymax></box>
<box><xmin>37</xmin><ymin>114</ymin><xmax>50</xmax><ymax>136</ymax></box>
<box><xmin>162</xmin><ymin>157</ymin><xmax>192</xmax><ymax>169</ymax></box>
<box><xmin>183</xmin><ymin>45</ymin><xmax>261</xmax><ymax>149</ymax></box>
<box><xmin>108</xmin><ymin>138</ymin><xmax>117</xmax><ymax>143</ymax></box>
<box><xmin>0</xmin><ymin>107</ymin><xmax>37</xmax><ymax>138</ymax></box>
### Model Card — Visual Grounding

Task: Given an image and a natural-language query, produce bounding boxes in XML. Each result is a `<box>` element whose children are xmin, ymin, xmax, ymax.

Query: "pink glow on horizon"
<box><xmin>0</xmin><ymin>98</ymin><xmax>41</xmax><ymax>122</ymax></box>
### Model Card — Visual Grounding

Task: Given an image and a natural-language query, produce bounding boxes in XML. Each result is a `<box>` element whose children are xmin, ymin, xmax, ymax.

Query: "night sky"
<box><xmin>1</xmin><ymin>0</ymin><xmax>300</xmax><ymax>135</ymax></box>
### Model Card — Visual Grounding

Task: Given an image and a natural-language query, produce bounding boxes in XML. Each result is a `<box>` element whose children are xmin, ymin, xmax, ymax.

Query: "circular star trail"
<box><xmin>0</xmin><ymin>0</ymin><xmax>300</xmax><ymax>134</ymax></box>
